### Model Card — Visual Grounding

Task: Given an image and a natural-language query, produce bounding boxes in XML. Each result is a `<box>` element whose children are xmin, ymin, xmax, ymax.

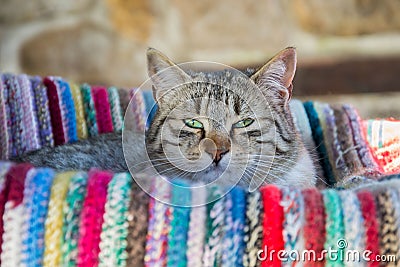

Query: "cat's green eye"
<box><xmin>184</xmin><ymin>119</ymin><xmax>204</xmax><ymax>129</ymax></box>
<box><xmin>233</xmin><ymin>118</ymin><xmax>254</xmax><ymax>128</ymax></box>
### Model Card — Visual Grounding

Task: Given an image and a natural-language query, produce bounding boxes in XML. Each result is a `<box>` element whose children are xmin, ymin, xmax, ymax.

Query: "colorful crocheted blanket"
<box><xmin>1</xmin><ymin>163</ymin><xmax>400</xmax><ymax>266</ymax></box>
<box><xmin>1</xmin><ymin>73</ymin><xmax>400</xmax><ymax>266</ymax></box>
<box><xmin>1</xmin><ymin>73</ymin><xmax>400</xmax><ymax>185</ymax></box>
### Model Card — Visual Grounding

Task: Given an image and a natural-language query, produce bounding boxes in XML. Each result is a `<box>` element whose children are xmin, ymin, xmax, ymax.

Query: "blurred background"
<box><xmin>1</xmin><ymin>0</ymin><xmax>400</xmax><ymax>117</ymax></box>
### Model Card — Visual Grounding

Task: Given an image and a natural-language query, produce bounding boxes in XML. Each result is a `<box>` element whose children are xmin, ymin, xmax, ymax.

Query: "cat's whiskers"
<box><xmin>236</xmin><ymin>156</ymin><xmax>297</xmax><ymax>173</ymax></box>
<box><xmin>129</xmin><ymin>156</ymin><xmax>193</xmax><ymax>167</ymax></box>
<box><xmin>152</xmin><ymin>159</ymin><xmax>206</xmax><ymax>176</ymax></box>
<box><xmin>128</xmin><ymin>160</ymin><xmax>180</xmax><ymax>174</ymax></box>
<box><xmin>128</xmin><ymin>156</ymin><xmax>200</xmax><ymax>170</ymax></box>
<box><xmin>255</xmin><ymin>164</ymin><xmax>288</xmax><ymax>175</ymax></box>
<box><xmin>172</xmin><ymin>169</ymin><xmax>194</xmax><ymax>181</ymax></box>
<box><xmin>245</xmin><ymin>163</ymin><xmax>284</xmax><ymax>179</ymax></box>
<box><xmin>153</xmin><ymin>165</ymin><xmax>188</xmax><ymax>177</ymax></box>
<box><xmin>251</xmin><ymin>159</ymin><xmax>301</xmax><ymax>173</ymax></box>
<box><xmin>250</xmin><ymin>155</ymin><xmax>329</xmax><ymax>186</ymax></box>
<box><xmin>248</xmin><ymin>154</ymin><xmax>305</xmax><ymax>165</ymax></box>
<box><xmin>230</xmin><ymin>165</ymin><xmax>259</xmax><ymax>184</ymax></box>
<box><xmin>248</xmin><ymin>163</ymin><xmax>289</xmax><ymax>179</ymax></box>
<box><xmin>251</xmin><ymin>152</ymin><xmax>321</xmax><ymax>165</ymax></box>
<box><xmin>245</xmin><ymin>165</ymin><xmax>286</xmax><ymax>184</ymax></box>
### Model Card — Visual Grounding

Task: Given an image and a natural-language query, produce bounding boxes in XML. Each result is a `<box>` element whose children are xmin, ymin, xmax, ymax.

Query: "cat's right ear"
<box><xmin>147</xmin><ymin>48</ymin><xmax>192</xmax><ymax>103</ymax></box>
<box><xmin>250</xmin><ymin>47</ymin><xmax>297</xmax><ymax>105</ymax></box>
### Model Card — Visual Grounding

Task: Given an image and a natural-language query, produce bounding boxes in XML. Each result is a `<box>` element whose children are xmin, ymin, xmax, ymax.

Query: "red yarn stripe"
<box><xmin>92</xmin><ymin>86</ymin><xmax>113</xmax><ymax>134</ymax></box>
<box><xmin>43</xmin><ymin>77</ymin><xmax>65</xmax><ymax>145</ymax></box>
<box><xmin>77</xmin><ymin>170</ymin><xmax>113</xmax><ymax>267</ymax></box>
<box><xmin>260</xmin><ymin>185</ymin><xmax>284</xmax><ymax>267</ymax></box>
<box><xmin>357</xmin><ymin>191</ymin><xmax>380</xmax><ymax>267</ymax></box>
<box><xmin>0</xmin><ymin>163</ymin><xmax>32</xmax><ymax>264</ymax></box>
<box><xmin>302</xmin><ymin>188</ymin><xmax>326</xmax><ymax>267</ymax></box>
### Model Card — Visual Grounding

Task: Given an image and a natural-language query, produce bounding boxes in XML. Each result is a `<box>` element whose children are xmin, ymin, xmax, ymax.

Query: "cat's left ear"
<box><xmin>250</xmin><ymin>47</ymin><xmax>296</xmax><ymax>103</ymax></box>
<box><xmin>147</xmin><ymin>48</ymin><xmax>192</xmax><ymax>103</ymax></box>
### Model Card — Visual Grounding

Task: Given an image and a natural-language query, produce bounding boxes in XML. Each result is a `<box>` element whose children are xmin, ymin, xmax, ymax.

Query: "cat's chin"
<box><xmin>190</xmin><ymin>164</ymin><xmax>238</xmax><ymax>186</ymax></box>
<box><xmin>202</xmin><ymin>166</ymin><xmax>226</xmax><ymax>182</ymax></box>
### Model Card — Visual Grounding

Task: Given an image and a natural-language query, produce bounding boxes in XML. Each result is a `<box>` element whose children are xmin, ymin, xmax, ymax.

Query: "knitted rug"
<box><xmin>1</xmin><ymin>163</ymin><xmax>400</xmax><ymax>266</ymax></box>
<box><xmin>1</xmin><ymin>73</ymin><xmax>400</xmax><ymax>266</ymax></box>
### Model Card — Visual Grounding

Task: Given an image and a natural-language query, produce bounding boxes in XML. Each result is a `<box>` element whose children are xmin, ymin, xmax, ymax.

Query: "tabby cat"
<box><xmin>17</xmin><ymin>47</ymin><xmax>316</xmax><ymax>189</ymax></box>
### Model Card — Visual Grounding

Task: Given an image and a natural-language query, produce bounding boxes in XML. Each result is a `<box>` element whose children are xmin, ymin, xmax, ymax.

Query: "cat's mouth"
<box><xmin>201</xmin><ymin>162</ymin><xmax>229</xmax><ymax>181</ymax></box>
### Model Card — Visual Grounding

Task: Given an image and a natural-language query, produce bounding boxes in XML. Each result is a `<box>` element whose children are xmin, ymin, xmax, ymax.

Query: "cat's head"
<box><xmin>144</xmin><ymin>47</ymin><xmax>309</xmax><ymax>188</ymax></box>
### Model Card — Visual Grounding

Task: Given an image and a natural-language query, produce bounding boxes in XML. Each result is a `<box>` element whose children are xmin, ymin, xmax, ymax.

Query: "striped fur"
<box><xmin>16</xmin><ymin>48</ymin><xmax>316</xmax><ymax>188</ymax></box>
<box><xmin>145</xmin><ymin>47</ymin><xmax>316</xmax><ymax>188</ymax></box>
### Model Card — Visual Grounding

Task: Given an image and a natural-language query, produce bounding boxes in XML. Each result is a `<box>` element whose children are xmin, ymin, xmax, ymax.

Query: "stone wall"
<box><xmin>1</xmin><ymin>0</ymin><xmax>400</xmax><ymax>87</ymax></box>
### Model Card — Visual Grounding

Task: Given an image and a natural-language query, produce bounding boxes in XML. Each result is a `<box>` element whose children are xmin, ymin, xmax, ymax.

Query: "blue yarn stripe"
<box><xmin>22</xmin><ymin>168</ymin><xmax>55</xmax><ymax>267</ymax></box>
<box><xmin>56</xmin><ymin>78</ymin><xmax>78</xmax><ymax>143</ymax></box>
<box><xmin>142</xmin><ymin>90</ymin><xmax>157</xmax><ymax>129</ymax></box>
<box><xmin>303</xmin><ymin>101</ymin><xmax>336</xmax><ymax>186</ymax></box>
<box><xmin>167</xmin><ymin>180</ymin><xmax>191</xmax><ymax>267</ymax></box>
<box><xmin>231</xmin><ymin>187</ymin><xmax>246</xmax><ymax>267</ymax></box>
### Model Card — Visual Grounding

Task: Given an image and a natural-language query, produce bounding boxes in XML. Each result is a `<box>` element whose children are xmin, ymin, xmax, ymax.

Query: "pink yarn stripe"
<box><xmin>77</xmin><ymin>170</ymin><xmax>113</xmax><ymax>267</ymax></box>
<box><xmin>91</xmin><ymin>86</ymin><xmax>113</xmax><ymax>134</ymax></box>
<box><xmin>129</xmin><ymin>88</ymin><xmax>147</xmax><ymax>132</ymax></box>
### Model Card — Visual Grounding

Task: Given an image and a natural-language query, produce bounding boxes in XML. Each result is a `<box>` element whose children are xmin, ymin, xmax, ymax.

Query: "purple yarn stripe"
<box><xmin>4</xmin><ymin>74</ymin><xmax>26</xmax><ymax>156</ymax></box>
<box><xmin>0</xmin><ymin>74</ymin><xmax>9</xmax><ymax>159</ymax></box>
<box><xmin>30</xmin><ymin>76</ymin><xmax>54</xmax><ymax>148</ymax></box>
<box><xmin>18</xmin><ymin>74</ymin><xmax>40</xmax><ymax>152</ymax></box>
<box><xmin>342</xmin><ymin>104</ymin><xmax>381</xmax><ymax>176</ymax></box>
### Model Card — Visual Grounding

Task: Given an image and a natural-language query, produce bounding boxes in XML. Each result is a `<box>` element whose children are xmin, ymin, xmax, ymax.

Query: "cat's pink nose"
<box><xmin>202</xmin><ymin>137</ymin><xmax>230</xmax><ymax>164</ymax></box>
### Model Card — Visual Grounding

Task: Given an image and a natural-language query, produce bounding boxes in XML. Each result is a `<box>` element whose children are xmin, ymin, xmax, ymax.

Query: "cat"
<box><xmin>16</xmin><ymin>47</ymin><xmax>317</xmax><ymax>189</ymax></box>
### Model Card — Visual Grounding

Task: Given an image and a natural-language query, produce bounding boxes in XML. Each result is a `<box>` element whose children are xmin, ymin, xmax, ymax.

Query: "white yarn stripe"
<box><xmin>203</xmin><ymin>188</ymin><xmax>224</xmax><ymax>267</ymax></box>
<box><xmin>1</xmin><ymin>204</ymin><xmax>24</xmax><ymax>267</ymax></box>
<box><xmin>281</xmin><ymin>187</ymin><xmax>305</xmax><ymax>267</ymax></box>
<box><xmin>221</xmin><ymin>193</ymin><xmax>234</xmax><ymax>267</ymax></box>
<box><xmin>20</xmin><ymin>169</ymin><xmax>36</xmax><ymax>267</ymax></box>
<box><xmin>340</xmin><ymin>190</ymin><xmax>366</xmax><ymax>267</ymax></box>
<box><xmin>0</xmin><ymin>162</ymin><xmax>12</xmax><ymax>192</ymax></box>
<box><xmin>243</xmin><ymin>191</ymin><xmax>263</xmax><ymax>267</ymax></box>
<box><xmin>108</xmin><ymin>88</ymin><xmax>123</xmax><ymax>132</ymax></box>
<box><xmin>186</xmin><ymin>185</ymin><xmax>206</xmax><ymax>267</ymax></box>
<box><xmin>1</xmin><ymin>168</ymin><xmax>34</xmax><ymax>267</ymax></box>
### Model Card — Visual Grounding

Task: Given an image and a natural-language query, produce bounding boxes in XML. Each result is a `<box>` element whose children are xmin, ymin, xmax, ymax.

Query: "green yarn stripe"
<box><xmin>62</xmin><ymin>172</ymin><xmax>88</xmax><ymax>267</ymax></box>
<box><xmin>323</xmin><ymin>189</ymin><xmax>345</xmax><ymax>267</ymax></box>
<box><xmin>98</xmin><ymin>173</ymin><xmax>132</xmax><ymax>267</ymax></box>
<box><xmin>107</xmin><ymin>87</ymin><xmax>124</xmax><ymax>132</ymax></box>
<box><xmin>80</xmin><ymin>83</ymin><xmax>98</xmax><ymax>137</ymax></box>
